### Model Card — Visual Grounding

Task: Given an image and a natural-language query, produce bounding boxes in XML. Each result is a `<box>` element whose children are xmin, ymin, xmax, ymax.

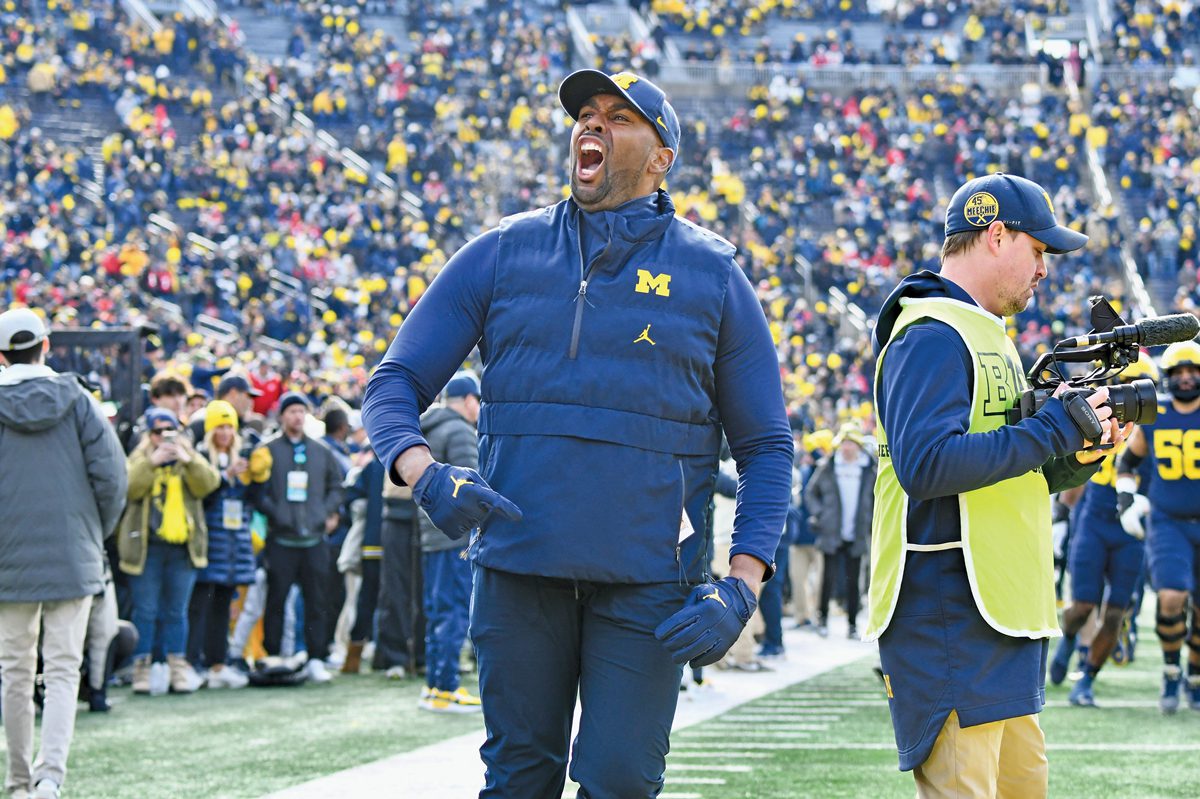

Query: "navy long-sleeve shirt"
<box><xmin>363</xmin><ymin>195</ymin><xmax>793</xmax><ymax>582</ymax></box>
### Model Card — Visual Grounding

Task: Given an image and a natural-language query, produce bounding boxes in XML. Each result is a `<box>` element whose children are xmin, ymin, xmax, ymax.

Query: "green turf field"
<box><xmin>666</xmin><ymin>645</ymin><xmax>1200</xmax><ymax>799</ymax></box>
<box><xmin>0</xmin><ymin>672</ymin><xmax>484</xmax><ymax>799</ymax></box>
<box><xmin>3</xmin><ymin>634</ymin><xmax>1199</xmax><ymax>798</ymax></box>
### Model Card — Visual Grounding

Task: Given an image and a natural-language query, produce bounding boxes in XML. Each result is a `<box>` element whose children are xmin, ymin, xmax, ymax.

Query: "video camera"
<box><xmin>1006</xmin><ymin>297</ymin><xmax>1200</xmax><ymax>447</ymax></box>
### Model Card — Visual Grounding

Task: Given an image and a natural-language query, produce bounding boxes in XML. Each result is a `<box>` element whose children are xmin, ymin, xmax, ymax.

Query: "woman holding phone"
<box><xmin>118</xmin><ymin>407</ymin><xmax>221</xmax><ymax>694</ymax></box>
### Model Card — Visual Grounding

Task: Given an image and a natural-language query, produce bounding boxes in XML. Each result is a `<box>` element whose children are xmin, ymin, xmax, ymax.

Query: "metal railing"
<box><xmin>656</xmin><ymin>62</ymin><xmax>1048</xmax><ymax>95</ymax></box>
<box><xmin>565</xmin><ymin>6</ymin><xmax>599</xmax><ymax>69</ymax></box>
<box><xmin>1094</xmin><ymin>65</ymin><xmax>1185</xmax><ymax>87</ymax></box>
<box><xmin>572</xmin><ymin>3</ymin><xmax>639</xmax><ymax>37</ymax></box>
<box><xmin>180</xmin><ymin>0</ymin><xmax>217</xmax><ymax>23</ymax></box>
<box><xmin>118</xmin><ymin>0</ymin><xmax>161</xmax><ymax>33</ymax></box>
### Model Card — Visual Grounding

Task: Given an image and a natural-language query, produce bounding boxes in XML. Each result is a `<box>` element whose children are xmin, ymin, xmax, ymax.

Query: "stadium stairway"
<box><xmin>16</xmin><ymin>89</ymin><xmax>116</xmax><ymax>202</ymax></box>
<box><xmin>361</xmin><ymin>13</ymin><xmax>411</xmax><ymax>51</ymax></box>
<box><xmin>221</xmin><ymin>5</ymin><xmax>294</xmax><ymax>63</ymax></box>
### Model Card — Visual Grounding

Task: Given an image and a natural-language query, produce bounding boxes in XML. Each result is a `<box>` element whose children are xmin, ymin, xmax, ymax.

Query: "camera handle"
<box><xmin>1061</xmin><ymin>391</ymin><xmax>1112</xmax><ymax>452</ymax></box>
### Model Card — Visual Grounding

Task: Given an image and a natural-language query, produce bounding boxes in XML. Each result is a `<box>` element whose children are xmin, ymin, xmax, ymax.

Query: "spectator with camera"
<box><xmin>119</xmin><ymin>406</ymin><xmax>221</xmax><ymax>696</ymax></box>
<box><xmin>0</xmin><ymin>307</ymin><xmax>127</xmax><ymax>799</ymax></box>
<box><xmin>186</xmin><ymin>400</ymin><xmax>272</xmax><ymax>689</ymax></box>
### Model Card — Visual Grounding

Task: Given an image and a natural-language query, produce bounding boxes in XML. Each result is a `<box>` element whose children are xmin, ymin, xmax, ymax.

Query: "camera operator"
<box><xmin>866</xmin><ymin>174</ymin><xmax>1131</xmax><ymax>798</ymax></box>
<box><xmin>1117</xmin><ymin>340</ymin><xmax>1200</xmax><ymax>714</ymax></box>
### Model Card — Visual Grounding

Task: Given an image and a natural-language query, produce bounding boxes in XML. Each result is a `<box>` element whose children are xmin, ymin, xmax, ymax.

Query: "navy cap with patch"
<box><xmin>558</xmin><ymin>69</ymin><xmax>681</xmax><ymax>166</ymax></box>
<box><xmin>944</xmin><ymin>173</ymin><xmax>1088</xmax><ymax>254</ymax></box>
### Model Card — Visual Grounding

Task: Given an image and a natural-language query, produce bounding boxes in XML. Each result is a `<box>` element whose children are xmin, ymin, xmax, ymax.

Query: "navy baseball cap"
<box><xmin>443</xmin><ymin>372</ymin><xmax>481</xmax><ymax>400</ymax></box>
<box><xmin>145</xmin><ymin>407</ymin><xmax>180</xmax><ymax>430</ymax></box>
<box><xmin>217</xmin><ymin>374</ymin><xmax>262</xmax><ymax>397</ymax></box>
<box><xmin>944</xmin><ymin>173</ymin><xmax>1088</xmax><ymax>254</ymax></box>
<box><xmin>559</xmin><ymin>70</ymin><xmax>681</xmax><ymax>160</ymax></box>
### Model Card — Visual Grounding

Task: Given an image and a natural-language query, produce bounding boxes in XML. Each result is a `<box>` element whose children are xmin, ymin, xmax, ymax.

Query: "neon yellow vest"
<box><xmin>866</xmin><ymin>297</ymin><xmax>1058</xmax><ymax>642</ymax></box>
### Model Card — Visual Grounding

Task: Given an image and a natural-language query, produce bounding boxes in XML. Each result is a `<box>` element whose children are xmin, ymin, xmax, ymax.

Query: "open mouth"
<box><xmin>577</xmin><ymin>139</ymin><xmax>604</xmax><ymax>182</ymax></box>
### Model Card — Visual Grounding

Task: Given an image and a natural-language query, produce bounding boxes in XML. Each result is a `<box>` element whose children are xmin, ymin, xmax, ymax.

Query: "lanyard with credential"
<box><xmin>286</xmin><ymin>441</ymin><xmax>309</xmax><ymax>503</ymax></box>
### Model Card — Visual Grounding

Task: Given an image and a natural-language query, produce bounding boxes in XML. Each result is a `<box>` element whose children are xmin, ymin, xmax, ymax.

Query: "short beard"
<box><xmin>569</xmin><ymin>147</ymin><xmax>654</xmax><ymax>212</ymax></box>
<box><xmin>569</xmin><ymin>167</ymin><xmax>614</xmax><ymax>211</ymax></box>
<box><xmin>998</xmin><ymin>294</ymin><xmax>1031</xmax><ymax>317</ymax></box>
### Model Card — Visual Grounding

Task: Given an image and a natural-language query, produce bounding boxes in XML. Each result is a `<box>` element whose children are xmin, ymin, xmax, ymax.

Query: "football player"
<box><xmin>1117</xmin><ymin>340</ymin><xmax>1200</xmax><ymax>714</ymax></box>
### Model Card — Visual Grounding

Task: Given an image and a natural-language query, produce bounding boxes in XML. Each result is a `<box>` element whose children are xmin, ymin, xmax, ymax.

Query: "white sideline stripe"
<box><xmin>1044</xmin><ymin>699</ymin><xmax>1163</xmax><ymax>708</ymax></box>
<box><xmin>261</xmin><ymin>617</ymin><xmax>873</xmax><ymax>799</ymax></box>
<box><xmin>717</xmin><ymin>713</ymin><xmax>844</xmax><ymax>721</ymax></box>
<box><xmin>566</xmin><ymin>787</ymin><xmax>705</xmax><ymax>791</ymax></box>
<box><xmin>1046</xmin><ymin>743</ymin><xmax>1200</xmax><ymax>752</ymax></box>
<box><xmin>753</xmin><ymin>700</ymin><xmax>886</xmax><ymax>708</ymax></box>
<box><xmin>691</xmin><ymin>723</ymin><xmax>831</xmax><ymax>732</ymax></box>
<box><xmin>678</xmin><ymin>731</ymin><xmax>819</xmax><ymax>739</ymax></box>
<box><xmin>666</xmin><ymin>777</ymin><xmax>727</xmax><ymax>785</ymax></box>
<box><xmin>667</xmin><ymin>764</ymin><xmax>753</xmax><ymax>773</ymax></box>
<box><xmin>783</xmin><ymin>691</ymin><xmax>882</xmax><ymax>697</ymax></box>
<box><xmin>676</xmin><ymin>742</ymin><xmax>1200</xmax><ymax>753</ymax></box>
<box><xmin>669</xmin><ymin>752</ymin><xmax>773</xmax><ymax>759</ymax></box>
<box><xmin>674</xmin><ymin>742</ymin><xmax>893</xmax><ymax>750</ymax></box>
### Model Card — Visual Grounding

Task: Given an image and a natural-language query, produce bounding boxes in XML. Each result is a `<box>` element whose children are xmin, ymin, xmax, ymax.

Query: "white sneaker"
<box><xmin>285</xmin><ymin>652</ymin><xmax>310</xmax><ymax>671</ymax></box>
<box><xmin>304</xmin><ymin>658</ymin><xmax>333</xmax><ymax>683</ymax></box>
<box><xmin>206</xmin><ymin>666</ymin><xmax>249</xmax><ymax>689</ymax></box>
<box><xmin>385</xmin><ymin>665</ymin><xmax>407</xmax><ymax>680</ymax></box>
<box><xmin>32</xmin><ymin>780</ymin><xmax>60</xmax><ymax>799</ymax></box>
<box><xmin>148</xmin><ymin>662</ymin><xmax>170</xmax><ymax>696</ymax></box>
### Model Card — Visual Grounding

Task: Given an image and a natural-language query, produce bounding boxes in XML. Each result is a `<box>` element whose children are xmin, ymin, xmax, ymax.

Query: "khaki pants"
<box><xmin>914</xmin><ymin>710</ymin><xmax>1048</xmax><ymax>799</ymax></box>
<box><xmin>789</xmin><ymin>544</ymin><xmax>821</xmax><ymax>624</ymax></box>
<box><xmin>0</xmin><ymin>596</ymin><xmax>92</xmax><ymax>794</ymax></box>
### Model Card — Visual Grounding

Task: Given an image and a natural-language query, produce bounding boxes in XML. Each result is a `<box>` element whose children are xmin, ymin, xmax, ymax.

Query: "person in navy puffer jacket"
<box><xmin>187</xmin><ymin>400</ymin><xmax>268</xmax><ymax>689</ymax></box>
<box><xmin>363</xmin><ymin>69</ymin><xmax>793</xmax><ymax>799</ymax></box>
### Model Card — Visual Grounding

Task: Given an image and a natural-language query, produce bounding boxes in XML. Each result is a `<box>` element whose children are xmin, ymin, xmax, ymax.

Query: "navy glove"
<box><xmin>412</xmin><ymin>463</ymin><xmax>522</xmax><ymax>541</ymax></box>
<box><xmin>655</xmin><ymin>577</ymin><xmax>757</xmax><ymax>668</ymax></box>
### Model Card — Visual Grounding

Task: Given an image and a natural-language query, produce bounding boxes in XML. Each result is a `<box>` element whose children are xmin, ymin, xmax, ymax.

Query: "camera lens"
<box><xmin>1109</xmin><ymin>378</ymin><xmax>1158</xmax><ymax>426</ymax></box>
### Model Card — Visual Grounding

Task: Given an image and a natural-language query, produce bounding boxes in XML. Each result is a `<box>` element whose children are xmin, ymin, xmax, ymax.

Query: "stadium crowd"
<box><xmin>649</xmin><ymin>0</ymin><xmax>1075</xmax><ymax>67</ymax></box>
<box><xmin>0</xmin><ymin>0</ymin><xmax>1194</xmax><ymax>758</ymax></box>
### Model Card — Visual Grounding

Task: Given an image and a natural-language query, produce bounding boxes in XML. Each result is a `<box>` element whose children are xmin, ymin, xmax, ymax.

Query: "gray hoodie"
<box><xmin>418</xmin><ymin>405</ymin><xmax>478</xmax><ymax>553</ymax></box>
<box><xmin>0</xmin><ymin>364</ymin><xmax>128</xmax><ymax>601</ymax></box>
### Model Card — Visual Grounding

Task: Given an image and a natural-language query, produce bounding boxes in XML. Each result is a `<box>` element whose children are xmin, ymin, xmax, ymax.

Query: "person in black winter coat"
<box><xmin>805</xmin><ymin>423</ymin><xmax>877</xmax><ymax>639</ymax></box>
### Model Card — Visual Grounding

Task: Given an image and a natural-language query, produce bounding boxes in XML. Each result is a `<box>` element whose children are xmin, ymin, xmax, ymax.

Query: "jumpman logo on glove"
<box><xmin>656</xmin><ymin>577</ymin><xmax>756</xmax><ymax>668</ymax></box>
<box><xmin>413</xmin><ymin>463</ymin><xmax>522</xmax><ymax>541</ymax></box>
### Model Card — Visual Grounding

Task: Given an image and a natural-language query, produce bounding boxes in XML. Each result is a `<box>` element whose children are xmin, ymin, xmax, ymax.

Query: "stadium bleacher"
<box><xmin>0</xmin><ymin>0</ymin><xmax>1189</xmax><ymax>432</ymax></box>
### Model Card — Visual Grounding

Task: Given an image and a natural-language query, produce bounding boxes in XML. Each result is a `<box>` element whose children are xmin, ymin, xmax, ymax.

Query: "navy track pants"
<box><xmin>471</xmin><ymin>566</ymin><xmax>691</xmax><ymax>799</ymax></box>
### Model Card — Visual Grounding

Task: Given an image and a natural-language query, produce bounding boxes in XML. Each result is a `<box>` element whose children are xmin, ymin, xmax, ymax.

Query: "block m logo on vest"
<box><xmin>978</xmin><ymin>351</ymin><xmax>1021</xmax><ymax>418</ymax></box>
<box><xmin>635</xmin><ymin>269</ymin><xmax>671</xmax><ymax>297</ymax></box>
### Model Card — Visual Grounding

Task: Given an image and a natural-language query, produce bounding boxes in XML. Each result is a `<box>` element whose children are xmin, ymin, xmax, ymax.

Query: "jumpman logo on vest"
<box><xmin>701</xmin><ymin>589</ymin><xmax>726</xmax><ymax>608</ymax></box>
<box><xmin>451</xmin><ymin>476</ymin><xmax>474</xmax><ymax>498</ymax></box>
<box><xmin>634</xmin><ymin>324</ymin><xmax>656</xmax><ymax>346</ymax></box>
